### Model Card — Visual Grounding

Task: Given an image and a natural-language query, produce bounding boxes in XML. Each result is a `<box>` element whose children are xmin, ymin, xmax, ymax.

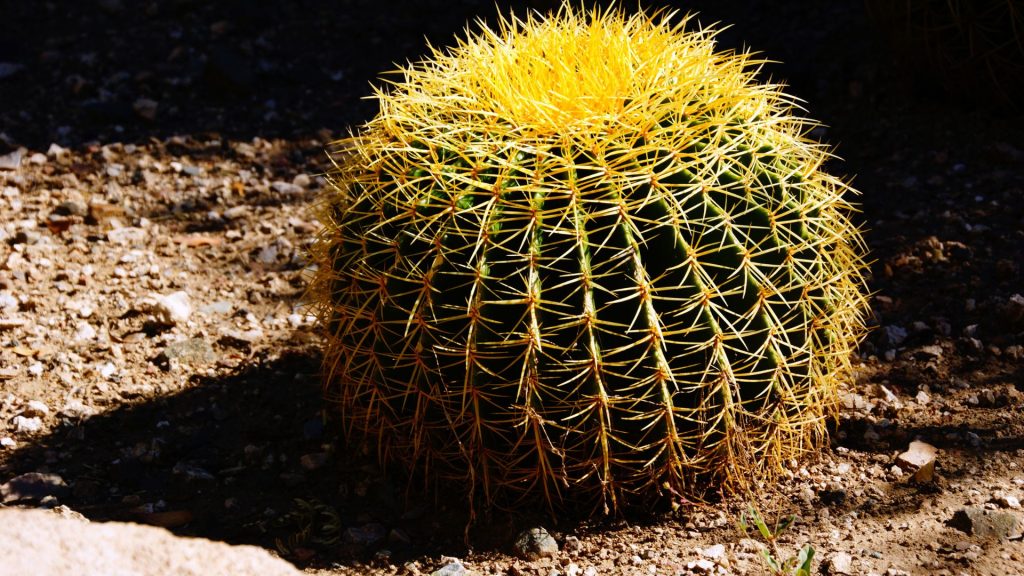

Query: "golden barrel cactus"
<box><xmin>310</xmin><ymin>5</ymin><xmax>868</xmax><ymax>514</ymax></box>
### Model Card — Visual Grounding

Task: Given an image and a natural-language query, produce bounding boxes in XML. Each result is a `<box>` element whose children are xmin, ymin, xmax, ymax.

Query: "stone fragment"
<box><xmin>22</xmin><ymin>400</ymin><xmax>49</xmax><ymax>417</ymax></box>
<box><xmin>74</xmin><ymin>321</ymin><xmax>97</xmax><ymax>342</ymax></box>
<box><xmin>431</xmin><ymin>560</ymin><xmax>469</xmax><ymax>576</ymax></box>
<box><xmin>699</xmin><ymin>544</ymin><xmax>726</xmax><ymax>560</ymax></box>
<box><xmin>882</xmin><ymin>325</ymin><xmax>907</xmax><ymax>346</ymax></box>
<box><xmin>53</xmin><ymin>201</ymin><xmax>88</xmax><ymax>217</ymax></box>
<box><xmin>59</xmin><ymin>399</ymin><xmax>96</xmax><ymax>418</ymax></box>
<box><xmin>147</xmin><ymin>291</ymin><xmax>192</xmax><ymax>324</ymax></box>
<box><xmin>271</xmin><ymin>181</ymin><xmax>303</xmax><ymax>195</ymax></box>
<box><xmin>0</xmin><ymin>317</ymin><xmax>28</xmax><ymax>330</ymax></box>
<box><xmin>162</xmin><ymin>337</ymin><xmax>216</xmax><ymax>365</ymax></box>
<box><xmin>223</xmin><ymin>205</ymin><xmax>249</xmax><ymax>220</ymax></box>
<box><xmin>292</xmin><ymin>173</ymin><xmax>312</xmax><ymax>188</ymax></box>
<box><xmin>106</xmin><ymin>226</ymin><xmax>148</xmax><ymax>245</ymax></box>
<box><xmin>50</xmin><ymin>505</ymin><xmax>87</xmax><ymax>521</ymax></box>
<box><xmin>514</xmin><ymin>527</ymin><xmax>559</xmax><ymax>560</ymax></box>
<box><xmin>949</xmin><ymin>507</ymin><xmax>1022</xmax><ymax>541</ymax></box>
<box><xmin>687</xmin><ymin>558</ymin><xmax>715</xmax><ymax>573</ymax></box>
<box><xmin>12</xmin><ymin>415</ymin><xmax>43</xmax><ymax>433</ymax></box>
<box><xmin>995</xmin><ymin>495</ymin><xmax>1022</xmax><ymax>510</ymax></box>
<box><xmin>0</xmin><ymin>149</ymin><xmax>22</xmax><ymax>170</ymax></box>
<box><xmin>200</xmin><ymin>300</ymin><xmax>233</xmax><ymax>315</ymax></box>
<box><xmin>0</xmin><ymin>472</ymin><xmax>69</xmax><ymax>503</ymax></box>
<box><xmin>896</xmin><ymin>440</ymin><xmax>937</xmax><ymax>482</ymax></box>
<box><xmin>0</xmin><ymin>508</ymin><xmax>302</xmax><ymax>576</ymax></box>
<box><xmin>828</xmin><ymin>551</ymin><xmax>853</xmax><ymax>575</ymax></box>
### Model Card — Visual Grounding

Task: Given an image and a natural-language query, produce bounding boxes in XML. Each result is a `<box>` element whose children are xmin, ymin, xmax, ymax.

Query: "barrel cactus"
<box><xmin>310</xmin><ymin>5</ymin><xmax>868</xmax><ymax>514</ymax></box>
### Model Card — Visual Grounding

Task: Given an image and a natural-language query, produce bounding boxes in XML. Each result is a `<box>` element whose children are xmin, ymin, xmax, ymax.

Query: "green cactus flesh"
<box><xmin>311</xmin><ymin>6</ymin><xmax>868</xmax><ymax>513</ymax></box>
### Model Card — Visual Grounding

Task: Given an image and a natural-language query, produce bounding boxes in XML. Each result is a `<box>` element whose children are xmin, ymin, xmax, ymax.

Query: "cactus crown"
<box><xmin>388</xmin><ymin>7</ymin><xmax>755</xmax><ymax>134</ymax></box>
<box><xmin>311</xmin><ymin>4</ymin><xmax>868</xmax><ymax>515</ymax></box>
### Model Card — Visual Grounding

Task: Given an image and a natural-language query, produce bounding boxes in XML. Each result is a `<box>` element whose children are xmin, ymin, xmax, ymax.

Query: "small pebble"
<box><xmin>22</xmin><ymin>400</ymin><xmax>49</xmax><ymax>417</ymax></box>
<box><xmin>996</xmin><ymin>495</ymin><xmax>1021</xmax><ymax>510</ymax></box>
<box><xmin>514</xmin><ymin>527</ymin><xmax>559</xmax><ymax>561</ymax></box>
<box><xmin>12</xmin><ymin>416</ymin><xmax>43</xmax><ymax>433</ymax></box>
<box><xmin>148</xmin><ymin>291</ymin><xmax>192</xmax><ymax>324</ymax></box>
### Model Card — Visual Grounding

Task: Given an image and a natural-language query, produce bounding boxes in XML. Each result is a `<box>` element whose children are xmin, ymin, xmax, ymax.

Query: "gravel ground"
<box><xmin>2</xmin><ymin>1</ymin><xmax>1023</xmax><ymax>575</ymax></box>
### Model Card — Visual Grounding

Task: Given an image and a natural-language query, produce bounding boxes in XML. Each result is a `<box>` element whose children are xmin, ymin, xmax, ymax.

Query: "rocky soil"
<box><xmin>1</xmin><ymin>1</ymin><xmax>1023</xmax><ymax>575</ymax></box>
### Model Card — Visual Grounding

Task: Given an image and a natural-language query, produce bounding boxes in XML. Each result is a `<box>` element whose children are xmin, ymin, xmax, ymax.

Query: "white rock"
<box><xmin>28</xmin><ymin>362</ymin><xmax>43</xmax><ymax>376</ymax></box>
<box><xmin>23</xmin><ymin>400</ymin><xmax>49</xmax><ymax>417</ymax></box>
<box><xmin>292</xmin><ymin>173</ymin><xmax>311</xmax><ymax>188</ymax></box>
<box><xmin>12</xmin><ymin>416</ymin><xmax>43</xmax><ymax>433</ymax></box>
<box><xmin>828</xmin><ymin>552</ymin><xmax>853</xmax><ymax>575</ymax></box>
<box><xmin>74</xmin><ymin>321</ymin><xmax>97</xmax><ymax>342</ymax></box>
<box><xmin>100</xmin><ymin>363</ymin><xmax>117</xmax><ymax>379</ymax></box>
<box><xmin>222</xmin><ymin>328</ymin><xmax>263</xmax><ymax>343</ymax></box>
<box><xmin>699</xmin><ymin>544</ymin><xmax>726</xmax><ymax>560</ymax></box>
<box><xmin>271</xmin><ymin>181</ymin><xmax>303</xmax><ymax>195</ymax></box>
<box><xmin>687</xmin><ymin>558</ymin><xmax>715</xmax><ymax>573</ymax></box>
<box><xmin>60</xmin><ymin>399</ymin><xmax>96</xmax><ymax>419</ymax></box>
<box><xmin>223</xmin><ymin>205</ymin><xmax>249</xmax><ymax>220</ymax></box>
<box><xmin>0</xmin><ymin>291</ymin><xmax>16</xmax><ymax>310</ymax></box>
<box><xmin>0</xmin><ymin>508</ymin><xmax>302</xmax><ymax>576</ymax></box>
<box><xmin>256</xmin><ymin>245</ymin><xmax>278</xmax><ymax>264</ymax></box>
<box><xmin>996</xmin><ymin>495</ymin><xmax>1021</xmax><ymax>509</ymax></box>
<box><xmin>106</xmin><ymin>227</ymin><xmax>148</xmax><ymax>245</ymax></box>
<box><xmin>146</xmin><ymin>291</ymin><xmax>192</xmax><ymax>324</ymax></box>
<box><xmin>0</xmin><ymin>437</ymin><xmax>15</xmax><ymax>449</ymax></box>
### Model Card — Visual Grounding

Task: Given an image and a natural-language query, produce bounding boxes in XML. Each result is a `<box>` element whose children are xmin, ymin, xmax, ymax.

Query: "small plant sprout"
<box><xmin>736</xmin><ymin>506</ymin><xmax>815</xmax><ymax>576</ymax></box>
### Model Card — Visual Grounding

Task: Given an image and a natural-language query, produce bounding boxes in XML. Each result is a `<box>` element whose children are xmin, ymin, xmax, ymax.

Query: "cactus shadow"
<box><xmin>1</xmin><ymin>347</ymin><xmax>328</xmax><ymax>543</ymax></box>
<box><xmin>0</xmin><ymin>343</ymin><xmax>528</xmax><ymax>566</ymax></box>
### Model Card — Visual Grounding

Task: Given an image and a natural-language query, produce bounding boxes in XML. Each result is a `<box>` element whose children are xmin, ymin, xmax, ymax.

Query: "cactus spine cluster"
<box><xmin>311</xmin><ymin>5</ymin><xmax>868</xmax><ymax>514</ymax></box>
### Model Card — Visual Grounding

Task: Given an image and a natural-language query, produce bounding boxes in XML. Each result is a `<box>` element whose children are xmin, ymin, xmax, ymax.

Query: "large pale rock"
<box><xmin>0</xmin><ymin>508</ymin><xmax>302</xmax><ymax>576</ymax></box>
<box><xmin>949</xmin><ymin>506</ymin><xmax>1022</xmax><ymax>541</ymax></box>
<box><xmin>896</xmin><ymin>440</ymin><xmax>937</xmax><ymax>483</ymax></box>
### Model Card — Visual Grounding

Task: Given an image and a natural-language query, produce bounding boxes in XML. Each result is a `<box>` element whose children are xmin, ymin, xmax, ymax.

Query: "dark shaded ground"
<box><xmin>0</xmin><ymin>1</ymin><xmax>927</xmax><ymax>147</ymax></box>
<box><xmin>2</xmin><ymin>1</ymin><xmax>1024</xmax><ymax>574</ymax></box>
